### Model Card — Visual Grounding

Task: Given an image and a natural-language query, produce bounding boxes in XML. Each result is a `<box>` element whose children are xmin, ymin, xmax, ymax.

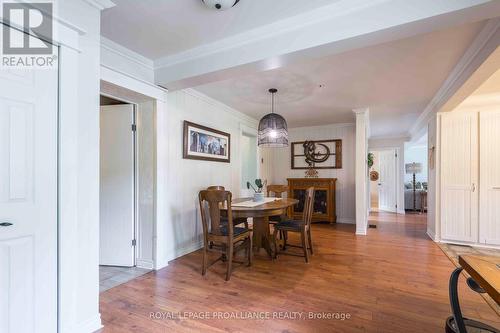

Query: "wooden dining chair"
<box><xmin>199</xmin><ymin>190</ymin><xmax>252</xmax><ymax>281</ymax></box>
<box><xmin>267</xmin><ymin>185</ymin><xmax>289</xmax><ymax>223</ymax></box>
<box><xmin>267</xmin><ymin>185</ymin><xmax>289</xmax><ymax>239</ymax></box>
<box><xmin>207</xmin><ymin>186</ymin><xmax>248</xmax><ymax>228</ymax></box>
<box><xmin>273</xmin><ymin>187</ymin><xmax>315</xmax><ymax>263</ymax></box>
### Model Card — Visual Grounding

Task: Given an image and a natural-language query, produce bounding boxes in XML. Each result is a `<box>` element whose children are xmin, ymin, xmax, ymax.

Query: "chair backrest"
<box><xmin>267</xmin><ymin>185</ymin><xmax>289</xmax><ymax>198</ymax></box>
<box><xmin>207</xmin><ymin>186</ymin><xmax>225</xmax><ymax>191</ymax></box>
<box><xmin>302</xmin><ymin>187</ymin><xmax>315</xmax><ymax>228</ymax></box>
<box><xmin>198</xmin><ymin>190</ymin><xmax>233</xmax><ymax>237</ymax></box>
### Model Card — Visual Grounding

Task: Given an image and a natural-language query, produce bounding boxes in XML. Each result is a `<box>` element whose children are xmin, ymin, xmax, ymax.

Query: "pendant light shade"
<box><xmin>258</xmin><ymin>88</ymin><xmax>288</xmax><ymax>147</ymax></box>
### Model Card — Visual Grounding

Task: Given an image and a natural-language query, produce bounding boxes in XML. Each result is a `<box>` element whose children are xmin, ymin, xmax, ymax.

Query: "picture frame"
<box><xmin>291</xmin><ymin>139</ymin><xmax>342</xmax><ymax>169</ymax></box>
<box><xmin>183</xmin><ymin>121</ymin><xmax>231</xmax><ymax>163</ymax></box>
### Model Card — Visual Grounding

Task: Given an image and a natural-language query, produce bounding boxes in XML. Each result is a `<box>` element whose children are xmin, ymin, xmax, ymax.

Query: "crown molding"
<box><xmin>82</xmin><ymin>0</ymin><xmax>115</xmax><ymax>10</ymax></box>
<box><xmin>101</xmin><ymin>37</ymin><xmax>155</xmax><ymax>71</ymax></box>
<box><xmin>409</xmin><ymin>17</ymin><xmax>500</xmax><ymax>139</ymax></box>
<box><xmin>182</xmin><ymin>88</ymin><xmax>259</xmax><ymax>126</ymax></box>
<box><xmin>289</xmin><ymin>122</ymin><xmax>355</xmax><ymax>131</ymax></box>
<box><xmin>369</xmin><ymin>135</ymin><xmax>410</xmax><ymax>142</ymax></box>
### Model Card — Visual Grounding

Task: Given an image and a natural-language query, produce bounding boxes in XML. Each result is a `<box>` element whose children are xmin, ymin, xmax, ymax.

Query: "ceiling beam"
<box><xmin>154</xmin><ymin>0</ymin><xmax>500</xmax><ymax>90</ymax></box>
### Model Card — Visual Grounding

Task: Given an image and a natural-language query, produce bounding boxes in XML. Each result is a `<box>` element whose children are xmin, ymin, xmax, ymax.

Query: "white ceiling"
<box><xmin>194</xmin><ymin>22</ymin><xmax>485</xmax><ymax>137</ymax></box>
<box><xmin>101</xmin><ymin>0</ymin><xmax>340</xmax><ymax>59</ymax></box>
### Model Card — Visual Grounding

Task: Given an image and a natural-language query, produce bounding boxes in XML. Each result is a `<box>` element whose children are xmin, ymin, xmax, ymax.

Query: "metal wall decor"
<box><xmin>291</xmin><ymin>139</ymin><xmax>342</xmax><ymax>169</ymax></box>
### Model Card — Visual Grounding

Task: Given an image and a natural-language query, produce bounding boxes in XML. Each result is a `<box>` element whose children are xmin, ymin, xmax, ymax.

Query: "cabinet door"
<box><xmin>440</xmin><ymin>112</ymin><xmax>478</xmax><ymax>242</ymax></box>
<box><xmin>480</xmin><ymin>110</ymin><xmax>500</xmax><ymax>245</ymax></box>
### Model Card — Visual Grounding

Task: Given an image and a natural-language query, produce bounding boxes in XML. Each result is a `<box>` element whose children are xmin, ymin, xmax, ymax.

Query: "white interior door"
<box><xmin>377</xmin><ymin>150</ymin><xmax>397</xmax><ymax>212</ymax></box>
<box><xmin>440</xmin><ymin>112</ymin><xmax>478</xmax><ymax>243</ymax></box>
<box><xmin>0</xmin><ymin>36</ymin><xmax>59</xmax><ymax>333</ymax></box>
<box><xmin>100</xmin><ymin>105</ymin><xmax>136</xmax><ymax>267</ymax></box>
<box><xmin>480</xmin><ymin>110</ymin><xmax>500</xmax><ymax>245</ymax></box>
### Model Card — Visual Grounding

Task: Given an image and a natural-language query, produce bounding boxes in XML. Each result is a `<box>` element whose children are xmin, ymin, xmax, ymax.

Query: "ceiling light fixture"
<box><xmin>202</xmin><ymin>0</ymin><xmax>240</xmax><ymax>11</ymax></box>
<box><xmin>258</xmin><ymin>88</ymin><xmax>288</xmax><ymax>148</ymax></box>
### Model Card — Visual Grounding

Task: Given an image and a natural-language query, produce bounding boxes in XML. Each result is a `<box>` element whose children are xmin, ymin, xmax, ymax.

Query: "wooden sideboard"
<box><xmin>287</xmin><ymin>178</ymin><xmax>337</xmax><ymax>223</ymax></box>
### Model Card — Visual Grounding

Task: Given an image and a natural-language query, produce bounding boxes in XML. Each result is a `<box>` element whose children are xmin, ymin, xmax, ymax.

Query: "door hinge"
<box><xmin>395</xmin><ymin>153</ymin><xmax>398</xmax><ymax>158</ymax></box>
<box><xmin>132</xmin><ymin>239</ymin><xmax>137</xmax><ymax>246</ymax></box>
<box><xmin>131</xmin><ymin>124</ymin><xmax>137</xmax><ymax>132</ymax></box>
<box><xmin>395</xmin><ymin>204</ymin><xmax>397</xmax><ymax>208</ymax></box>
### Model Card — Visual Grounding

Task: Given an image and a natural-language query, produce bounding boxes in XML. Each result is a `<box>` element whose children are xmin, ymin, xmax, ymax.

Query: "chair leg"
<box><xmin>307</xmin><ymin>229</ymin><xmax>314</xmax><ymax>255</ymax></box>
<box><xmin>283</xmin><ymin>231</ymin><xmax>288</xmax><ymax>251</ymax></box>
<box><xmin>202</xmin><ymin>244</ymin><xmax>208</xmax><ymax>276</ymax></box>
<box><xmin>247</xmin><ymin>236</ymin><xmax>252</xmax><ymax>266</ymax></box>
<box><xmin>272</xmin><ymin>227</ymin><xmax>279</xmax><ymax>259</ymax></box>
<box><xmin>301</xmin><ymin>230</ymin><xmax>309</xmax><ymax>263</ymax></box>
<box><xmin>226</xmin><ymin>242</ymin><xmax>233</xmax><ymax>281</ymax></box>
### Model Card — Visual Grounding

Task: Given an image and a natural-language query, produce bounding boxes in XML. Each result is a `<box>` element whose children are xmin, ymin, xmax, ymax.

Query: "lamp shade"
<box><xmin>258</xmin><ymin>88</ymin><xmax>288</xmax><ymax>148</ymax></box>
<box><xmin>405</xmin><ymin>162</ymin><xmax>423</xmax><ymax>174</ymax></box>
<box><xmin>258</xmin><ymin>113</ymin><xmax>288</xmax><ymax>147</ymax></box>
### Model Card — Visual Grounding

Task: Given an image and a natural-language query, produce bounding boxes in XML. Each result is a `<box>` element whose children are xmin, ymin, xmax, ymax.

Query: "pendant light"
<box><xmin>258</xmin><ymin>88</ymin><xmax>288</xmax><ymax>147</ymax></box>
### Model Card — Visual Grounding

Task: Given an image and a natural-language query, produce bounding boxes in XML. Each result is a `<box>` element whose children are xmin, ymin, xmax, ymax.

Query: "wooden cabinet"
<box><xmin>287</xmin><ymin>178</ymin><xmax>337</xmax><ymax>223</ymax></box>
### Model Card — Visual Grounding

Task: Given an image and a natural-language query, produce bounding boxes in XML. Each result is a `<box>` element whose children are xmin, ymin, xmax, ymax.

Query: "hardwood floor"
<box><xmin>99</xmin><ymin>212</ymin><xmax>499</xmax><ymax>332</ymax></box>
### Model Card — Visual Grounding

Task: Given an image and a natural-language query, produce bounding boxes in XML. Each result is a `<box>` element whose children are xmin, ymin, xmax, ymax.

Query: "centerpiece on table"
<box><xmin>247</xmin><ymin>179</ymin><xmax>267</xmax><ymax>202</ymax></box>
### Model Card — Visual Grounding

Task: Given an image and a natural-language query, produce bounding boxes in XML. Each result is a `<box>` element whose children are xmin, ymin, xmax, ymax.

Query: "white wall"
<box><xmin>155</xmin><ymin>89</ymin><xmax>265</xmax><ymax>264</ymax></box>
<box><xmin>404</xmin><ymin>144</ymin><xmax>428</xmax><ymax>183</ymax></box>
<box><xmin>268</xmin><ymin>124</ymin><xmax>356</xmax><ymax>224</ymax></box>
<box><xmin>369</xmin><ymin>137</ymin><xmax>407</xmax><ymax>213</ymax></box>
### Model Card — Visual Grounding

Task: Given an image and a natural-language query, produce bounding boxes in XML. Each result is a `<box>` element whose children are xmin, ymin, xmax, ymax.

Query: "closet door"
<box><xmin>480</xmin><ymin>110</ymin><xmax>500</xmax><ymax>245</ymax></box>
<box><xmin>440</xmin><ymin>112</ymin><xmax>478</xmax><ymax>243</ymax></box>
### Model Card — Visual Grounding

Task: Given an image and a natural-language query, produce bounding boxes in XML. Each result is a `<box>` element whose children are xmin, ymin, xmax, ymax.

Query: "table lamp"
<box><xmin>406</xmin><ymin>162</ymin><xmax>422</xmax><ymax>211</ymax></box>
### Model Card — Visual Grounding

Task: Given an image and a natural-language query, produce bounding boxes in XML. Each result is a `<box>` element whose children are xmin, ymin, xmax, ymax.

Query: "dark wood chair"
<box><xmin>267</xmin><ymin>185</ymin><xmax>289</xmax><ymax>223</ymax></box>
<box><xmin>207</xmin><ymin>186</ymin><xmax>248</xmax><ymax>228</ymax></box>
<box><xmin>273</xmin><ymin>187</ymin><xmax>315</xmax><ymax>263</ymax></box>
<box><xmin>199</xmin><ymin>190</ymin><xmax>252</xmax><ymax>281</ymax></box>
<box><xmin>267</xmin><ymin>185</ymin><xmax>289</xmax><ymax>239</ymax></box>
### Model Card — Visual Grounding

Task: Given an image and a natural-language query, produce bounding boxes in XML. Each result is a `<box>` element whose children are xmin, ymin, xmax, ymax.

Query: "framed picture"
<box><xmin>183</xmin><ymin>121</ymin><xmax>231</xmax><ymax>163</ymax></box>
<box><xmin>291</xmin><ymin>139</ymin><xmax>342</xmax><ymax>169</ymax></box>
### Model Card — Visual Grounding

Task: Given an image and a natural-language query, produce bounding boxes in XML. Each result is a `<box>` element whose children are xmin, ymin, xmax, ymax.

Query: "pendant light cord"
<box><xmin>271</xmin><ymin>91</ymin><xmax>275</xmax><ymax>114</ymax></box>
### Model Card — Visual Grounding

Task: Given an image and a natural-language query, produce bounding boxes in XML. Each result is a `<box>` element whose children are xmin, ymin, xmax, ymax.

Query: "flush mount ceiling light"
<box><xmin>202</xmin><ymin>0</ymin><xmax>240</xmax><ymax>10</ymax></box>
<box><xmin>258</xmin><ymin>88</ymin><xmax>289</xmax><ymax>148</ymax></box>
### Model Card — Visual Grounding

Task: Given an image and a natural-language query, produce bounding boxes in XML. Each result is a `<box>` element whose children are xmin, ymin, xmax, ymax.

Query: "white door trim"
<box><xmin>369</xmin><ymin>147</ymin><xmax>403</xmax><ymax>214</ymax></box>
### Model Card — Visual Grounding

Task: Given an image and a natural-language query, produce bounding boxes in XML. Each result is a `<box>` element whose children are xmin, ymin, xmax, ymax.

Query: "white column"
<box><xmin>353</xmin><ymin>108</ymin><xmax>370</xmax><ymax>235</ymax></box>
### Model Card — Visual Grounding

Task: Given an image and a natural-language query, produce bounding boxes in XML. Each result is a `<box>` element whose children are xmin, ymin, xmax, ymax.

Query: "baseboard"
<box><xmin>136</xmin><ymin>258</ymin><xmax>154</xmax><ymax>270</ymax></box>
<box><xmin>62</xmin><ymin>313</ymin><xmax>102</xmax><ymax>333</ymax></box>
<box><xmin>168</xmin><ymin>240</ymin><xmax>204</xmax><ymax>263</ymax></box>
<box><xmin>397</xmin><ymin>209</ymin><xmax>406</xmax><ymax>215</ymax></box>
<box><xmin>355</xmin><ymin>226</ymin><xmax>367</xmax><ymax>235</ymax></box>
<box><xmin>439</xmin><ymin>239</ymin><xmax>500</xmax><ymax>250</ymax></box>
<box><xmin>337</xmin><ymin>218</ymin><xmax>355</xmax><ymax>224</ymax></box>
<box><xmin>426</xmin><ymin>228</ymin><xmax>436</xmax><ymax>241</ymax></box>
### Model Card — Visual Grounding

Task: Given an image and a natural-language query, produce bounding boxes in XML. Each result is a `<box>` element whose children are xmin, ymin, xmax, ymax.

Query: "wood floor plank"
<box><xmin>99</xmin><ymin>212</ymin><xmax>499</xmax><ymax>332</ymax></box>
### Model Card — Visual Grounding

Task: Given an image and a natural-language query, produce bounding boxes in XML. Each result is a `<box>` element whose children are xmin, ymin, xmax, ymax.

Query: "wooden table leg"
<box><xmin>252</xmin><ymin>216</ymin><xmax>273</xmax><ymax>258</ymax></box>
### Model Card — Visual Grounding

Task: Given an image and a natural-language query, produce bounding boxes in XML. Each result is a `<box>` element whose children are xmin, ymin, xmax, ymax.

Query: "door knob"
<box><xmin>0</xmin><ymin>222</ymin><xmax>13</xmax><ymax>227</ymax></box>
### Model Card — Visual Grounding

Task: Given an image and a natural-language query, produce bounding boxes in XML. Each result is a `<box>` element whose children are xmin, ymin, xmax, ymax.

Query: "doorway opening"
<box><xmin>240</xmin><ymin>130</ymin><xmax>258</xmax><ymax>197</ymax></box>
<box><xmin>404</xmin><ymin>133</ymin><xmax>428</xmax><ymax>214</ymax></box>
<box><xmin>369</xmin><ymin>149</ymin><xmax>398</xmax><ymax>213</ymax></box>
<box><xmin>99</xmin><ymin>93</ymin><xmax>153</xmax><ymax>292</ymax></box>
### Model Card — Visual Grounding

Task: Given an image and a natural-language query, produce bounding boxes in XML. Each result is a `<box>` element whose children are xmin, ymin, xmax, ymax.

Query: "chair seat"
<box><xmin>269</xmin><ymin>215</ymin><xmax>284</xmax><ymax>224</ymax></box>
<box><xmin>218</xmin><ymin>226</ymin><xmax>249</xmax><ymax>236</ymax></box>
<box><xmin>275</xmin><ymin>219</ymin><xmax>305</xmax><ymax>230</ymax></box>
<box><xmin>221</xmin><ymin>216</ymin><xmax>247</xmax><ymax>225</ymax></box>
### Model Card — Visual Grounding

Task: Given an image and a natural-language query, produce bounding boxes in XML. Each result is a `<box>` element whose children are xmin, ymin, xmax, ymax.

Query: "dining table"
<box><xmin>221</xmin><ymin>197</ymin><xmax>299</xmax><ymax>258</ymax></box>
